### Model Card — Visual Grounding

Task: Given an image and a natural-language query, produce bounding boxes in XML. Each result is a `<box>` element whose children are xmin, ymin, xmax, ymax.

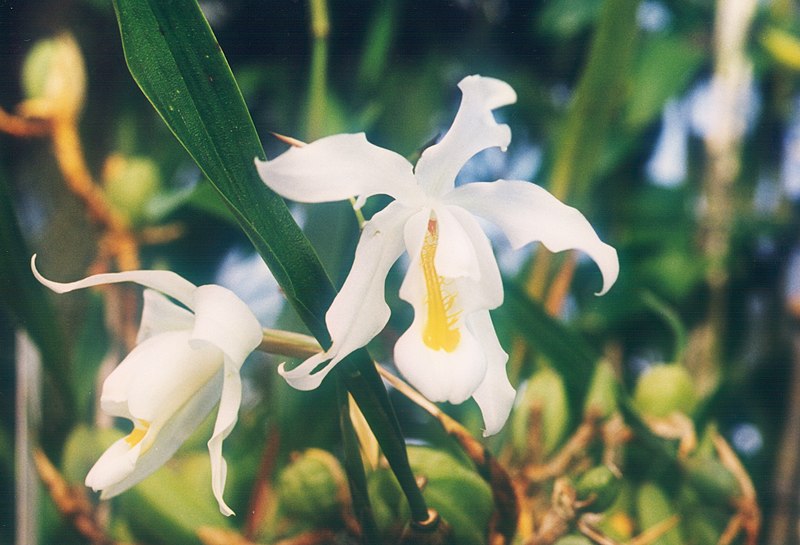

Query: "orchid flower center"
<box><xmin>124</xmin><ymin>419</ymin><xmax>151</xmax><ymax>448</ymax></box>
<box><xmin>420</xmin><ymin>216</ymin><xmax>461</xmax><ymax>353</ymax></box>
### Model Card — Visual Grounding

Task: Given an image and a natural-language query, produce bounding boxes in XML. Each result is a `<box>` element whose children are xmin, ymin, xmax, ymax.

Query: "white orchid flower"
<box><xmin>31</xmin><ymin>256</ymin><xmax>262</xmax><ymax>515</ymax></box>
<box><xmin>255</xmin><ymin>75</ymin><xmax>618</xmax><ymax>436</ymax></box>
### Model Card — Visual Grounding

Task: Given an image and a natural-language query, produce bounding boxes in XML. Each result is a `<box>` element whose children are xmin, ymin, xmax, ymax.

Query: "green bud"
<box><xmin>583</xmin><ymin>360</ymin><xmax>618</xmax><ymax>418</ymax></box>
<box><xmin>635</xmin><ymin>482</ymin><xmax>682</xmax><ymax>545</ymax></box>
<box><xmin>682</xmin><ymin>506</ymin><xmax>728</xmax><ymax>545</ymax></box>
<box><xmin>21</xmin><ymin>33</ymin><xmax>86</xmax><ymax>118</ymax></box>
<box><xmin>103</xmin><ymin>154</ymin><xmax>161</xmax><ymax>223</ymax></box>
<box><xmin>633</xmin><ymin>363</ymin><xmax>697</xmax><ymax>418</ymax></box>
<box><xmin>574</xmin><ymin>466</ymin><xmax>622</xmax><ymax>512</ymax></box>
<box><xmin>512</xmin><ymin>367</ymin><xmax>569</xmax><ymax>456</ymax></box>
<box><xmin>683</xmin><ymin>457</ymin><xmax>740</xmax><ymax>505</ymax></box>
<box><xmin>276</xmin><ymin>449</ymin><xmax>345</xmax><ymax>523</ymax></box>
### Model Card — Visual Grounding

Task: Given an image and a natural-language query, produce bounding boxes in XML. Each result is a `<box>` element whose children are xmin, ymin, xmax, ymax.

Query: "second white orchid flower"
<box><xmin>256</xmin><ymin>75</ymin><xmax>619</xmax><ymax>436</ymax></box>
<box><xmin>32</xmin><ymin>256</ymin><xmax>262</xmax><ymax>515</ymax></box>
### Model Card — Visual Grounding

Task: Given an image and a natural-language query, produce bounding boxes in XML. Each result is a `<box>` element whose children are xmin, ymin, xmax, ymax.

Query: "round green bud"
<box><xmin>512</xmin><ymin>367</ymin><xmax>569</xmax><ymax>456</ymax></box>
<box><xmin>103</xmin><ymin>154</ymin><xmax>161</xmax><ymax>223</ymax></box>
<box><xmin>276</xmin><ymin>449</ymin><xmax>345</xmax><ymax>523</ymax></box>
<box><xmin>575</xmin><ymin>465</ymin><xmax>622</xmax><ymax>512</ymax></box>
<box><xmin>684</xmin><ymin>457</ymin><xmax>740</xmax><ymax>505</ymax></box>
<box><xmin>21</xmin><ymin>33</ymin><xmax>86</xmax><ymax>118</ymax></box>
<box><xmin>633</xmin><ymin>363</ymin><xmax>697</xmax><ymax>418</ymax></box>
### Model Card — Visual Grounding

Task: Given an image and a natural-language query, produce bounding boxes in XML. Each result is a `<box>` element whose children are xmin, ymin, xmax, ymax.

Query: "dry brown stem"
<box><xmin>713</xmin><ymin>432</ymin><xmax>761</xmax><ymax>545</ymax></box>
<box><xmin>523</xmin><ymin>416</ymin><xmax>599</xmax><ymax>482</ymax></box>
<box><xmin>0</xmin><ymin>106</ymin><xmax>51</xmax><ymax>137</ymax></box>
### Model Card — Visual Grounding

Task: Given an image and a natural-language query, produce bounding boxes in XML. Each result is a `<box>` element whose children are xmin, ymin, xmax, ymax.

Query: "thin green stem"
<box><xmin>342</xmin><ymin>361</ymin><xmax>430</xmax><ymax>522</ymax></box>
<box><xmin>336</xmin><ymin>378</ymin><xmax>380</xmax><ymax>543</ymax></box>
<box><xmin>306</xmin><ymin>0</ymin><xmax>329</xmax><ymax>140</ymax></box>
<box><xmin>641</xmin><ymin>291</ymin><xmax>687</xmax><ymax>364</ymax></box>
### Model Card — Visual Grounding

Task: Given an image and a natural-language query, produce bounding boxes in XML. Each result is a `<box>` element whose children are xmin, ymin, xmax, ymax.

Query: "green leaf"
<box><xmin>120</xmin><ymin>454</ymin><xmax>231</xmax><ymax>545</ymax></box>
<box><xmin>625</xmin><ymin>34</ymin><xmax>706</xmax><ymax>129</ymax></box>
<box><xmin>501</xmin><ymin>280</ymin><xmax>597</xmax><ymax>416</ymax></box>
<box><xmin>548</xmin><ymin>0</ymin><xmax>640</xmax><ymax>201</ymax></box>
<box><xmin>538</xmin><ymin>0</ymin><xmax>604</xmax><ymax>39</ymax></box>
<box><xmin>70</xmin><ymin>294</ymin><xmax>110</xmax><ymax>421</ymax></box>
<box><xmin>113</xmin><ymin>0</ymin><xmax>333</xmax><ymax>337</ymax></box>
<box><xmin>0</xmin><ymin>165</ymin><xmax>74</xmax><ymax>453</ymax></box>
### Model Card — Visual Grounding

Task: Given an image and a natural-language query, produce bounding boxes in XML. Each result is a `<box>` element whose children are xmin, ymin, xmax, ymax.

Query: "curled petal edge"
<box><xmin>31</xmin><ymin>255</ymin><xmax>197</xmax><ymax>309</ymax></box>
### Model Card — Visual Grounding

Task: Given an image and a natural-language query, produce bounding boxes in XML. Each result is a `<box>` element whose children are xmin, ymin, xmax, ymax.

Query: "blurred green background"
<box><xmin>2</xmin><ymin>0</ymin><xmax>800</xmax><ymax>543</ymax></box>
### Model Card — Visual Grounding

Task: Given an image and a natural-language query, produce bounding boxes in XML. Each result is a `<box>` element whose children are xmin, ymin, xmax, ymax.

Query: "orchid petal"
<box><xmin>123</xmin><ymin>331</ymin><xmax>221</xmax><ymax>423</ymax></box>
<box><xmin>85</xmin><ymin>437</ymin><xmax>141</xmax><ymax>492</ymax></box>
<box><xmin>466</xmin><ymin>311</ymin><xmax>515</xmax><ymax>437</ymax></box>
<box><xmin>394</xmin><ymin>311</ymin><xmax>486</xmax><ymax>404</ymax></box>
<box><xmin>277</xmin><ymin>351</ymin><xmax>334</xmax><ymax>391</ymax></box>
<box><xmin>190</xmin><ymin>284</ymin><xmax>263</xmax><ymax>367</ymax></box>
<box><xmin>137</xmin><ymin>289</ymin><xmax>194</xmax><ymax>344</ymax></box>
<box><xmin>207</xmin><ymin>361</ymin><xmax>242</xmax><ymax>516</ymax></box>
<box><xmin>91</xmin><ymin>371</ymin><xmax>223</xmax><ymax>499</ymax></box>
<box><xmin>430</xmin><ymin>206</ymin><xmax>480</xmax><ymax>280</ymax></box>
<box><xmin>277</xmin><ymin>201</ymin><xmax>412</xmax><ymax>391</ymax></box>
<box><xmin>445</xmin><ymin>205</ymin><xmax>503</xmax><ymax>309</ymax></box>
<box><xmin>415</xmin><ymin>75</ymin><xmax>516</xmax><ymax>197</ymax></box>
<box><xmin>255</xmin><ymin>133</ymin><xmax>422</xmax><ymax>207</ymax></box>
<box><xmin>31</xmin><ymin>255</ymin><xmax>197</xmax><ymax>309</ymax></box>
<box><xmin>447</xmin><ymin>180</ymin><xmax>619</xmax><ymax>294</ymax></box>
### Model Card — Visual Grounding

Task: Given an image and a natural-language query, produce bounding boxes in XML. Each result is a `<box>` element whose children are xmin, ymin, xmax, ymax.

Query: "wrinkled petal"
<box><xmin>190</xmin><ymin>284</ymin><xmax>263</xmax><ymax>368</ymax></box>
<box><xmin>136</xmin><ymin>289</ymin><xmax>194</xmax><ymax>344</ymax></box>
<box><xmin>89</xmin><ymin>371</ymin><xmax>223</xmax><ymax>499</ymax></box>
<box><xmin>467</xmin><ymin>311</ymin><xmax>515</xmax><ymax>437</ymax></box>
<box><xmin>207</xmin><ymin>361</ymin><xmax>242</xmax><ymax>516</ymax></box>
<box><xmin>415</xmin><ymin>75</ymin><xmax>516</xmax><ymax>197</ymax></box>
<box><xmin>255</xmin><ymin>133</ymin><xmax>422</xmax><ymax>208</ymax></box>
<box><xmin>277</xmin><ymin>201</ymin><xmax>412</xmax><ymax>390</ymax></box>
<box><xmin>31</xmin><ymin>255</ymin><xmax>197</xmax><ymax>309</ymax></box>
<box><xmin>447</xmin><ymin>180</ymin><xmax>619</xmax><ymax>294</ymax></box>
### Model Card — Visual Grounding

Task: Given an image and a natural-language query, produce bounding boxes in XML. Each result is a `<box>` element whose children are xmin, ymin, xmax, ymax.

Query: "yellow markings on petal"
<box><xmin>420</xmin><ymin>216</ymin><xmax>461</xmax><ymax>352</ymax></box>
<box><xmin>125</xmin><ymin>420</ymin><xmax>151</xmax><ymax>447</ymax></box>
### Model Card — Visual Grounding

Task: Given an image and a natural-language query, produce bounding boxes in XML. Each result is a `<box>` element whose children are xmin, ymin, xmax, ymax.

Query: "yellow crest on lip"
<box><xmin>420</xmin><ymin>217</ymin><xmax>461</xmax><ymax>353</ymax></box>
<box><xmin>125</xmin><ymin>420</ymin><xmax>151</xmax><ymax>447</ymax></box>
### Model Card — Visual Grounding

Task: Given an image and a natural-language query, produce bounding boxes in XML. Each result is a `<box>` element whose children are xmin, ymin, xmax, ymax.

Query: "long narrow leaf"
<box><xmin>0</xmin><ymin>165</ymin><xmax>74</xmax><ymax>455</ymax></box>
<box><xmin>501</xmin><ymin>281</ymin><xmax>597</xmax><ymax>415</ymax></box>
<box><xmin>113</xmin><ymin>0</ymin><xmax>332</xmax><ymax>336</ymax></box>
<box><xmin>548</xmin><ymin>0</ymin><xmax>640</xmax><ymax>201</ymax></box>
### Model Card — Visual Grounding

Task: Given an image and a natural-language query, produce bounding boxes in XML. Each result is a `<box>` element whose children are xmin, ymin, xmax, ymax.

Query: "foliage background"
<box><xmin>1</xmin><ymin>0</ymin><xmax>799</xmax><ymax>543</ymax></box>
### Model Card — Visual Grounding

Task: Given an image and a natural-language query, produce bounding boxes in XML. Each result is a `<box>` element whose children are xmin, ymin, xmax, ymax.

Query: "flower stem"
<box><xmin>335</xmin><ymin>377</ymin><xmax>381</xmax><ymax>543</ymax></box>
<box><xmin>306</xmin><ymin>0</ymin><xmax>329</xmax><ymax>141</ymax></box>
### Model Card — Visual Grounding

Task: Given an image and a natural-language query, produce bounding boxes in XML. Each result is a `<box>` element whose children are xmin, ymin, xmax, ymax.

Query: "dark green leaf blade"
<box><xmin>113</xmin><ymin>0</ymin><xmax>332</xmax><ymax>336</ymax></box>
